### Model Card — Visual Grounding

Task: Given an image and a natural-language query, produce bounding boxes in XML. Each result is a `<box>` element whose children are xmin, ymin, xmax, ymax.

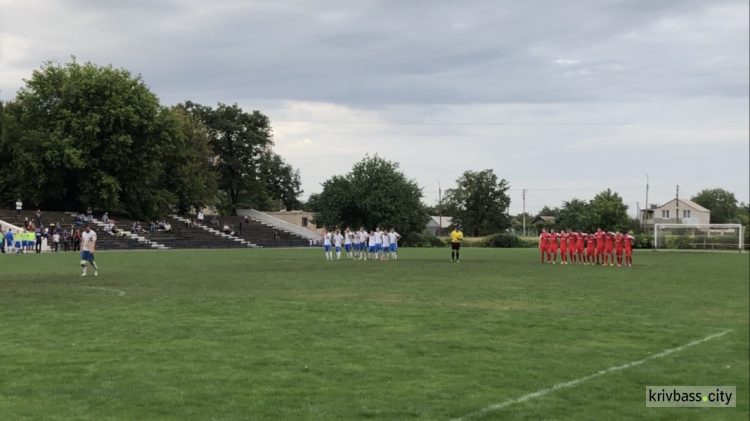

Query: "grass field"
<box><xmin>1</xmin><ymin>248</ymin><xmax>748</xmax><ymax>420</ymax></box>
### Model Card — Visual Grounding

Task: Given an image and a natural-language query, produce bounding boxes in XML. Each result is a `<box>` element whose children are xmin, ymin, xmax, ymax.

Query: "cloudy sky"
<box><xmin>1</xmin><ymin>0</ymin><xmax>748</xmax><ymax>215</ymax></box>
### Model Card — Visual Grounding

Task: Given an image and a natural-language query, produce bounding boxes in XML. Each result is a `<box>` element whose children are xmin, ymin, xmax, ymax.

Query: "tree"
<box><xmin>0</xmin><ymin>58</ymin><xmax>181</xmax><ymax>219</ymax></box>
<box><xmin>184</xmin><ymin>102</ymin><xmax>274</xmax><ymax>215</ymax></box>
<box><xmin>262</xmin><ymin>152</ymin><xmax>303</xmax><ymax>211</ymax></box>
<box><xmin>582</xmin><ymin>189</ymin><xmax>630</xmax><ymax>232</ymax></box>
<box><xmin>444</xmin><ymin>169</ymin><xmax>511</xmax><ymax>237</ymax></box>
<box><xmin>309</xmin><ymin>155</ymin><xmax>428</xmax><ymax>233</ymax></box>
<box><xmin>538</xmin><ymin>206</ymin><xmax>559</xmax><ymax>218</ymax></box>
<box><xmin>691</xmin><ymin>188</ymin><xmax>739</xmax><ymax>224</ymax></box>
<box><xmin>163</xmin><ymin>106</ymin><xmax>218</xmax><ymax>214</ymax></box>
<box><xmin>557</xmin><ymin>198</ymin><xmax>588</xmax><ymax>231</ymax></box>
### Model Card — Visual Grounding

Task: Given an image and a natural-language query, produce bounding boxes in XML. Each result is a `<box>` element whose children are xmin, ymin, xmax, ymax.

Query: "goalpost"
<box><xmin>653</xmin><ymin>224</ymin><xmax>745</xmax><ymax>252</ymax></box>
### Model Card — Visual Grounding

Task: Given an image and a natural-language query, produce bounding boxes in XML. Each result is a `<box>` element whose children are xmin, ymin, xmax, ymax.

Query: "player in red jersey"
<box><xmin>548</xmin><ymin>229</ymin><xmax>559</xmax><ymax>263</ymax></box>
<box><xmin>624</xmin><ymin>233</ymin><xmax>634</xmax><ymax>266</ymax></box>
<box><xmin>604</xmin><ymin>231</ymin><xmax>615</xmax><ymax>266</ymax></box>
<box><xmin>585</xmin><ymin>232</ymin><xmax>596</xmax><ymax>264</ymax></box>
<box><xmin>576</xmin><ymin>230</ymin><xmax>585</xmax><ymax>264</ymax></box>
<box><xmin>566</xmin><ymin>229</ymin><xmax>577</xmax><ymax>264</ymax></box>
<box><xmin>539</xmin><ymin>229</ymin><xmax>549</xmax><ymax>263</ymax></box>
<box><xmin>559</xmin><ymin>229</ymin><xmax>569</xmax><ymax>264</ymax></box>
<box><xmin>594</xmin><ymin>228</ymin><xmax>605</xmax><ymax>264</ymax></box>
<box><xmin>614</xmin><ymin>231</ymin><xmax>624</xmax><ymax>266</ymax></box>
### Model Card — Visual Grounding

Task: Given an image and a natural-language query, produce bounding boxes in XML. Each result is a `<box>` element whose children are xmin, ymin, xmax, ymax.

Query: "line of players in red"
<box><xmin>540</xmin><ymin>228</ymin><xmax>634</xmax><ymax>266</ymax></box>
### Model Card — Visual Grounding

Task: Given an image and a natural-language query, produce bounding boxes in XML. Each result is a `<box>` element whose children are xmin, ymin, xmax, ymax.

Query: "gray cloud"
<box><xmin>1</xmin><ymin>0</ymin><xmax>748</xmax><ymax>211</ymax></box>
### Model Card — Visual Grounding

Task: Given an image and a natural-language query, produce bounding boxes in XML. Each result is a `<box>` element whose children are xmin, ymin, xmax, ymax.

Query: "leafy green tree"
<box><xmin>582</xmin><ymin>189</ymin><xmax>630</xmax><ymax>232</ymax></box>
<box><xmin>538</xmin><ymin>206</ymin><xmax>559</xmax><ymax>218</ymax></box>
<box><xmin>444</xmin><ymin>169</ymin><xmax>511</xmax><ymax>236</ymax></box>
<box><xmin>310</xmin><ymin>155</ymin><xmax>428</xmax><ymax>233</ymax></box>
<box><xmin>163</xmin><ymin>106</ymin><xmax>218</xmax><ymax>214</ymax></box>
<box><xmin>184</xmin><ymin>102</ymin><xmax>273</xmax><ymax>215</ymax></box>
<box><xmin>0</xmin><ymin>58</ymin><xmax>181</xmax><ymax>219</ymax></box>
<box><xmin>262</xmin><ymin>152</ymin><xmax>303</xmax><ymax>211</ymax></box>
<box><xmin>691</xmin><ymin>188</ymin><xmax>739</xmax><ymax>224</ymax></box>
<box><xmin>557</xmin><ymin>198</ymin><xmax>588</xmax><ymax>231</ymax></box>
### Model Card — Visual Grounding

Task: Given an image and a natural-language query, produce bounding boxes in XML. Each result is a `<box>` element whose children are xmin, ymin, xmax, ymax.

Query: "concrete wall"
<box><xmin>261</xmin><ymin>211</ymin><xmax>323</xmax><ymax>235</ymax></box>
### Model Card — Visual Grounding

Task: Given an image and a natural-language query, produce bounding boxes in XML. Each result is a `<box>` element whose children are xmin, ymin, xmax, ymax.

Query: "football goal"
<box><xmin>653</xmin><ymin>224</ymin><xmax>745</xmax><ymax>252</ymax></box>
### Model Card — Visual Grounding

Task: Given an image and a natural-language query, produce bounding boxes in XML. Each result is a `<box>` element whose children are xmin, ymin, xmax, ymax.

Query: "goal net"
<box><xmin>654</xmin><ymin>224</ymin><xmax>745</xmax><ymax>252</ymax></box>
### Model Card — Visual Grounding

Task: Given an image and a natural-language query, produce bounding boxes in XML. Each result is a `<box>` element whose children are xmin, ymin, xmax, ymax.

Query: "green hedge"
<box><xmin>660</xmin><ymin>235</ymin><xmax>741</xmax><ymax>250</ymax></box>
<box><xmin>400</xmin><ymin>233</ymin><xmax>446</xmax><ymax>248</ymax></box>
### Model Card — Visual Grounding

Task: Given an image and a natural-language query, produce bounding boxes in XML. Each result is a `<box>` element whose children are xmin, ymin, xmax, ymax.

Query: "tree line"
<box><xmin>0</xmin><ymin>58</ymin><xmax>302</xmax><ymax>220</ymax></box>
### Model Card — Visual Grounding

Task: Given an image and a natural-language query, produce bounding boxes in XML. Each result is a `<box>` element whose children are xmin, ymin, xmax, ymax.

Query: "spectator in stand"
<box><xmin>102</xmin><ymin>212</ymin><xmax>109</xmax><ymax>224</ymax></box>
<box><xmin>15</xmin><ymin>199</ymin><xmax>22</xmax><ymax>220</ymax></box>
<box><xmin>73</xmin><ymin>230</ymin><xmax>82</xmax><ymax>252</ymax></box>
<box><xmin>86</xmin><ymin>206</ymin><xmax>93</xmax><ymax>223</ymax></box>
<box><xmin>238</xmin><ymin>219</ymin><xmax>243</xmax><ymax>235</ymax></box>
<box><xmin>164</xmin><ymin>222</ymin><xmax>172</xmax><ymax>233</ymax></box>
<box><xmin>52</xmin><ymin>231</ymin><xmax>60</xmax><ymax>252</ymax></box>
<box><xmin>55</xmin><ymin>222</ymin><xmax>61</xmax><ymax>232</ymax></box>
<box><xmin>35</xmin><ymin>228</ymin><xmax>43</xmax><ymax>253</ymax></box>
<box><xmin>63</xmin><ymin>230</ymin><xmax>71</xmax><ymax>252</ymax></box>
<box><xmin>210</xmin><ymin>215</ymin><xmax>218</xmax><ymax>226</ymax></box>
<box><xmin>35</xmin><ymin>209</ymin><xmax>42</xmax><ymax>227</ymax></box>
<box><xmin>23</xmin><ymin>217</ymin><xmax>30</xmax><ymax>229</ymax></box>
<box><xmin>197</xmin><ymin>211</ymin><xmax>204</xmax><ymax>225</ymax></box>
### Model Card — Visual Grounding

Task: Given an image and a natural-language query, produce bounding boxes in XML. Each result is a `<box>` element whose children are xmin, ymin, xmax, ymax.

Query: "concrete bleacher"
<box><xmin>207</xmin><ymin>214</ymin><xmax>311</xmax><ymax>248</ymax></box>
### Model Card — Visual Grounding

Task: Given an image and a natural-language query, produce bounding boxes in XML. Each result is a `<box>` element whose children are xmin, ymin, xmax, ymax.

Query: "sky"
<box><xmin>1</xmin><ymin>0</ymin><xmax>748</xmax><ymax>216</ymax></box>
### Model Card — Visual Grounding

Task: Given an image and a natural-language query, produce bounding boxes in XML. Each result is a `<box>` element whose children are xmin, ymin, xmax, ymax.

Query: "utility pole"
<box><xmin>437</xmin><ymin>179</ymin><xmax>442</xmax><ymax>236</ymax></box>
<box><xmin>522</xmin><ymin>189</ymin><xmax>527</xmax><ymax>236</ymax></box>
<box><xmin>676</xmin><ymin>184</ymin><xmax>680</xmax><ymax>224</ymax></box>
<box><xmin>644</xmin><ymin>174</ymin><xmax>649</xmax><ymax>227</ymax></box>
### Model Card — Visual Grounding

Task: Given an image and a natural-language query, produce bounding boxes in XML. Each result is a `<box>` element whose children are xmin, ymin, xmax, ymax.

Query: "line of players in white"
<box><xmin>322</xmin><ymin>227</ymin><xmax>401</xmax><ymax>261</ymax></box>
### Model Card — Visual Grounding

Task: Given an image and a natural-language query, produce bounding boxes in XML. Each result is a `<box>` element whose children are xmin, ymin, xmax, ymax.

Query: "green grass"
<box><xmin>1</xmin><ymin>248</ymin><xmax>748</xmax><ymax>420</ymax></box>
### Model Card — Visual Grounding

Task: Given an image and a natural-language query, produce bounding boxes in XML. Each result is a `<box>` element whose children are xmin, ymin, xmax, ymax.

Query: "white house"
<box><xmin>640</xmin><ymin>199</ymin><xmax>711</xmax><ymax>232</ymax></box>
<box><xmin>425</xmin><ymin>216</ymin><xmax>452</xmax><ymax>236</ymax></box>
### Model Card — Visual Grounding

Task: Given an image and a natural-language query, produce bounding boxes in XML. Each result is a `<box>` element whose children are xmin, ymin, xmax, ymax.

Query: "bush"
<box><xmin>481</xmin><ymin>234</ymin><xmax>538</xmax><ymax>248</ymax></box>
<box><xmin>634</xmin><ymin>234</ymin><xmax>654</xmax><ymax>249</ymax></box>
<box><xmin>400</xmin><ymin>233</ymin><xmax>445</xmax><ymax>248</ymax></box>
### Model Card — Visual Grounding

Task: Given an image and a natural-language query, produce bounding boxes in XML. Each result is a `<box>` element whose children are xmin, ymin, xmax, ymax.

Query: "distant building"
<box><xmin>425</xmin><ymin>216</ymin><xmax>452</xmax><ymax>236</ymax></box>
<box><xmin>530</xmin><ymin>216</ymin><xmax>555</xmax><ymax>235</ymax></box>
<box><xmin>640</xmin><ymin>199</ymin><xmax>711</xmax><ymax>232</ymax></box>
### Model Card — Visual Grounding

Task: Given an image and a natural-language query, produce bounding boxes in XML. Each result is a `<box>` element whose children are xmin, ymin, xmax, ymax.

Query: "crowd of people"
<box><xmin>2</xmin><ymin>225</ymin><xmax>83</xmax><ymax>254</ymax></box>
<box><xmin>539</xmin><ymin>228</ymin><xmax>635</xmax><ymax>266</ymax></box>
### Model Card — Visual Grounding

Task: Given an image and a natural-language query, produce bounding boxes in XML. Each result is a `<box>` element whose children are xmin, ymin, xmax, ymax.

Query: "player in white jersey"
<box><xmin>343</xmin><ymin>228</ymin><xmax>353</xmax><ymax>259</ymax></box>
<box><xmin>374</xmin><ymin>228</ymin><xmax>383</xmax><ymax>259</ymax></box>
<box><xmin>322</xmin><ymin>230</ymin><xmax>332</xmax><ymax>260</ymax></box>
<box><xmin>333</xmin><ymin>230</ymin><xmax>344</xmax><ymax>259</ymax></box>
<box><xmin>388</xmin><ymin>228</ymin><xmax>401</xmax><ymax>260</ymax></box>
<box><xmin>381</xmin><ymin>230</ymin><xmax>391</xmax><ymax>260</ymax></box>
<box><xmin>80</xmin><ymin>225</ymin><xmax>99</xmax><ymax>276</ymax></box>
<box><xmin>358</xmin><ymin>228</ymin><xmax>368</xmax><ymax>260</ymax></box>
<box><xmin>367</xmin><ymin>230</ymin><xmax>377</xmax><ymax>259</ymax></box>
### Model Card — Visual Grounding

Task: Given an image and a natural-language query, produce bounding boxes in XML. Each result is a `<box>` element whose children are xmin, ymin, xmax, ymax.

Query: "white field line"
<box><xmin>87</xmin><ymin>287</ymin><xmax>125</xmax><ymax>296</ymax></box>
<box><xmin>450</xmin><ymin>329</ymin><xmax>733</xmax><ymax>421</ymax></box>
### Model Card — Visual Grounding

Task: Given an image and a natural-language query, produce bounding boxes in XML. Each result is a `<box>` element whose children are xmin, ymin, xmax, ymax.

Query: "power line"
<box><xmin>274</xmin><ymin>119</ymin><xmax>748</xmax><ymax>127</ymax></box>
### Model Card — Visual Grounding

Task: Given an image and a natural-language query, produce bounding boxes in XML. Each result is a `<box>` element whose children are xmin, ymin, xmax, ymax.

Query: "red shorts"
<box><xmin>597</xmin><ymin>247</ymin><xmax>605</xmax><ymax>255</ymax></box>
<box><xmin>615</xmin><ymin>248</ymin><xmax>623</xmax><ymax>255</ymax></box>
<box><xmin>540</xmin><ymin>245</ymin><xmax>548</xmax><ymax>252</ymax></box>
<box><xmin>549</xmin><ymin>247</ymin><xmax>558</xmax><ymax>253</ymax></box>
<box><xmin>587</xmin><ymin>247</ymin><xmax>595</xmax><ymax>255</ymax></box>
<box><xmin>577</xmin><ymin>245</ymin><xmax>584</xmax><ymax>253</ymax></box>
<box><xmin>560</xmin><ymin>247</ymin><xmax>567</xmax><ymax>254</ymax></box>
<box><xmin>625</xmin><ymin>248</ymin><xmax>632</xmax><ymax>256</ymax></box>
<box><xmin>605</xmin><ymin>247</ymin><xmax>613</xmax><ymax>254</ymax></box>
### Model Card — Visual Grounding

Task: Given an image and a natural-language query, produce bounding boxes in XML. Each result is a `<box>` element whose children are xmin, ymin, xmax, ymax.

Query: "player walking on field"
<box><xmin>80</xmin><ymin>225</ymin><xmax>99</xmax><ymax>276</ymax></box>
<box><xmin>322</xmin><ymin>230</ymin><xmax>332</xmax><ymax>260</ymax></box>
<box><xmin>539</xmin><ymin>228</ymin><xmax>549</xmax><ymax>263</ymax></box>
<box><xmin>450</xmin><ymin>226</ymin><xmax>463</xmax><ymax>262</ymax></box>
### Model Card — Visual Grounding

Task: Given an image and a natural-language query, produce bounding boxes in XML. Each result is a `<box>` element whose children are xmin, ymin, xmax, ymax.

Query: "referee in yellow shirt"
<box><xmin>450</xmin><ymin>226</ymin><xmax>463</xmax><ymax>262</ymax></box>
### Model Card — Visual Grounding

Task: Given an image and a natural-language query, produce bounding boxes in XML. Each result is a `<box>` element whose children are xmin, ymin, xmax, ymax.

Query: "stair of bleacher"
<box><xmin>206</xmin><ymin>215</ymin><xmax>312</xmax><ymax>248</ymax></box>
